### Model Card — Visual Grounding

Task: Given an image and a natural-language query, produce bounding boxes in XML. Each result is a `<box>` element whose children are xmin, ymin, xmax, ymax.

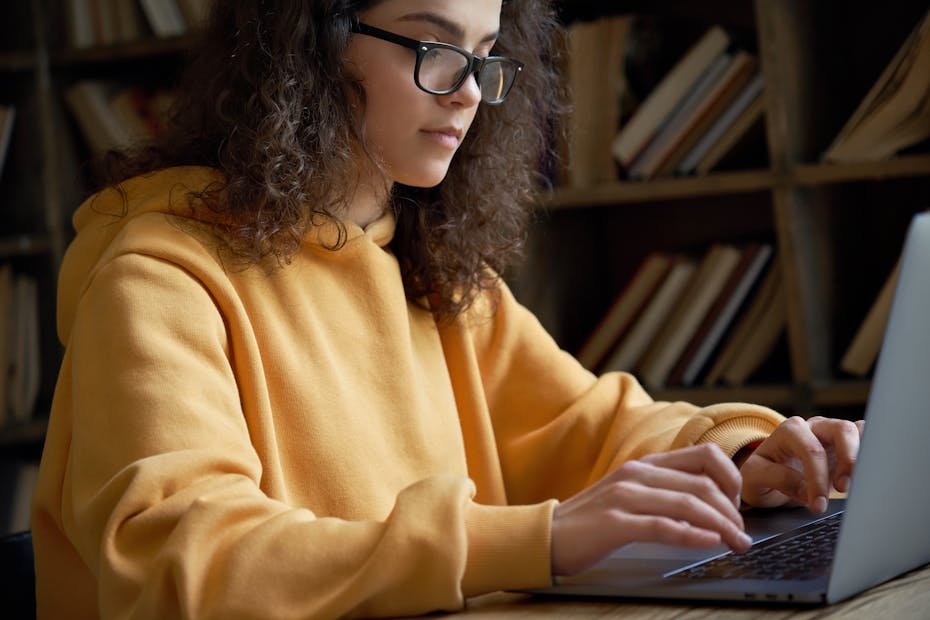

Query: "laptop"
<box><xmin>531</xmin><ymin>212</ymin><xmax>930</xmax><ymax>605</ymax></box>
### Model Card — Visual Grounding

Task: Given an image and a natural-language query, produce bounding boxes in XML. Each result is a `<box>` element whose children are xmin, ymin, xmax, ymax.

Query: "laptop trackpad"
<box><xmin>563</xmin><ymin>542</ymin><xmax>730</xmax><ymax>583</ymax></box>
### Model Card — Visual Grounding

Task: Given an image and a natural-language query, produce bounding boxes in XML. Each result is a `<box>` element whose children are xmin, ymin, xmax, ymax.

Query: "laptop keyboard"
<box><xmin>669</xmin><ymin>511</ymin><xmax>843</xmax><ymax>581</ymax></box>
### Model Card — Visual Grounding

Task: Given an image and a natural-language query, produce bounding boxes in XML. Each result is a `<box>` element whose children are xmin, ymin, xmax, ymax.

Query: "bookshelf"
<box><xmin>0</xmin><ymin>0</ymin><xmax>198</xmax><ymax>531</ymax></box>
<box><xmin>0</xmin><ymin>2</ymin><xmax>51</xmax><ymax>536</ymax></box>
<box><xmin>1</xmin><ymin>3</ymin><xmax>56</xmax><ymax>457</ymax></box>
<box><xmin>512</xmin><ymin>0</ymin><xmax>930</xmax><ymax>416</ymax></box>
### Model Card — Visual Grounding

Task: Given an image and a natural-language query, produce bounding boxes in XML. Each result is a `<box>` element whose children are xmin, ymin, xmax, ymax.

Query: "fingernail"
<box><xmin>837</xmin><ymin>476</ymin><xmax>850</xmax><ymax>492</ymax></box>
<box><xmin>740</xmin><ymin>532</ymin><xmax>753</xmax><ymax>548</ymax></box>
<box><xmin>813</xmin><ymin>496</ymin><xmax>828</xmax><ymax>513</ymax></box>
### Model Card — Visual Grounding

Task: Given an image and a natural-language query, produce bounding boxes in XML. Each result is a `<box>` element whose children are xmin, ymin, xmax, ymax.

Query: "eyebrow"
<box><xmin>396</xmin><ymin>12</ymin><xmax>499</xmax><ymax>44</ymax></box>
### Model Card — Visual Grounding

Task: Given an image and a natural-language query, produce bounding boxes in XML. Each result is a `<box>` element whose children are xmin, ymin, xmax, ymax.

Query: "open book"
<box><xmin>823</xmin><ymin>8</ymin><xmax>930</xmax><ymax>163</ymax></box>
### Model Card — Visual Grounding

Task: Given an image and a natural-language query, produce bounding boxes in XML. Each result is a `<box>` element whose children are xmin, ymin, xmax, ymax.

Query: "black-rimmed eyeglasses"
<box><xmin>351</xmin><ymin>22</ymin><xmax>524</xmax><ymax>105</ymax></box>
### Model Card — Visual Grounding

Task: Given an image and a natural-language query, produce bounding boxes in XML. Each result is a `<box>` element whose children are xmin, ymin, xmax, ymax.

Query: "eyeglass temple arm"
<box><xmin>352</xmin><ymin>22</ymin><xmax>422</xmax><ymax>51</ymax></box>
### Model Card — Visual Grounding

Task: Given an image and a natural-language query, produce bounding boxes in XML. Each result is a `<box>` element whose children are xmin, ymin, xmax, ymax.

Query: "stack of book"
<box><xmin>610</xmin><ymin>25</ymin><xmax>766</xmax><ymax>180</ymax></box>
<box><xmin>0</xmin><ymin>264</ymin><xmax>40</xmax><ymax>430</ymax></box>
<box><xmin>65</xmin><ymin>81</ymin><xmax>176</xmax><ymax>154</ymax></box>
<box><xmin>576</xmin><ymin>242</ymin><xmax>783</xmax><ymax>388</ymax></box>
<box><xmin>66</xmin><ymin>0</ymin><xmax>210</xmax><ymax>49</ymax></box>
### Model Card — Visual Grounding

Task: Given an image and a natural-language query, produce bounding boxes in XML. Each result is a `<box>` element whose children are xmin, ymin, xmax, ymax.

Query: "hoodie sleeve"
<box><xmin>46</xmin><ymin>250</ymin><xmax>552</xmax><ymax>620</ymax></box>
<box><xmin>465</xmin><ymin>281</ymin><xmax>785</xmax><ymax>506</ymax></box>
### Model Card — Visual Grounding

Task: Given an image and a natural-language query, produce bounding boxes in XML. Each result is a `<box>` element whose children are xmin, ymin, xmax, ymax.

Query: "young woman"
<box><xmin>32</xmin><ymin>1</ymin><xmax>862</xmax><ymax>618</ymax></box>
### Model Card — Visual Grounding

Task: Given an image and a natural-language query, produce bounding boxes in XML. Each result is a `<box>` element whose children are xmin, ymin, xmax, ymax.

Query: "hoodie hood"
<box><xmin>56</xmin><ymin>166</ymin><xmax>396</xmax><ymax>344</ymax></box>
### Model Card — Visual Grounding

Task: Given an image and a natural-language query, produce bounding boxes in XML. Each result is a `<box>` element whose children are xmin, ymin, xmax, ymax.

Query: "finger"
<box><xmin>809</xmin><ymin>418</ymin><xmax>861</xmax><ymax>492</ymax></box>
<box><xmin>620</xmin><ymin>459</ymin><xmax>744</xmax><ymax>530</ymax></box>
<box><xmin>739</xmin><ymin>453</ymin><xmax>804</xmax><ymax>507</ymax></box>
<box><xmin>613</xmin><ymin>481</ymin><xmax>752</xmax><ymax>553</ymax></box>
<box><xmin>618</xmin><ymin>513</ymin><xmax>724</xmax><ymax>551</ymax></box>
<box><xmin>761</xmin><ymin>416</ymin><xmax>831</xmax><ymax>511</ymax></box>
<box><xmin>612</xmin><ymin>461</ymin><xmax>744</xmax><ymax>531</ymax></box>
<box><xmin>642</xmin><ymin>443</ymin><xmax>743</xmax><ymax>509</ymax></box>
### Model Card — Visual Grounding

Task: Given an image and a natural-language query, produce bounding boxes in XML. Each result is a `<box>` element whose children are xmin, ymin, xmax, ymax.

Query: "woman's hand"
<box><xmin>739</xmin><ymin>416</ymin><xmax>864</xmax><ymax>512</ymax></box>
<box><xmin>551</xmin><ymin>443</ymin><xmax>753</xmax><ymax>576</ymax></box>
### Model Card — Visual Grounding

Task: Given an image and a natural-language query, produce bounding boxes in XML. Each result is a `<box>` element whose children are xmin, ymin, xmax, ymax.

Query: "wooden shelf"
<box><xmin>0</xmin><ymin>418</ymin><xmax>48</xmax><ymax>447</ymax></box>
<box><xmin>811</xmin><ymin>380</ymin><xmax>871</xmax><ymax>407</ymax></box>
<box><xmin>542</xmin><ymin>169</ymin><xmax>776</xmax><ymax>209</ymax></box>
<box><xmin>0</xmin><ymin>51</ymin><xmax>35</xmax><ymax>72</ymax></box>
<box><xmin>793</xmin><ymin>154</ymin><xmax>930</xmax><ymax>186</ymax></box>
<box><xmin>650</xmin><ymin>384</ymin><xmax>799</xmax><ymax>409</ymax></box>
<box><xmin>650</xmin><ymin>379</ymin><xmax>871</xmax><ymax>411</ymax></box>
<box><xmin>52</xmin><ymin>35</ymin><xmax>197</xmax><ymax>66</ymax></box>
<box><xmin>544</xmin><ymin>155</ymin><xmax>930</xmax><ymax>209</ymax></box>
<box><xmin>0</xmin><ymin>234</ymin><xmax>52</xmax><ymax>258</ymax></box>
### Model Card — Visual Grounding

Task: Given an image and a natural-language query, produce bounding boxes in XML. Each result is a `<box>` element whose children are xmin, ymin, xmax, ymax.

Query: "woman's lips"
<box><xmin>421</xmin><ymin>127</ymin><xmax>463</xmax><ymax>149</ymax></box>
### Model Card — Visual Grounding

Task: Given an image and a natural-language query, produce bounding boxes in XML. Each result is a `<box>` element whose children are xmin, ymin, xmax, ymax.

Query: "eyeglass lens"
<box><xmin>418</xmin><ymin>48</ymin><xmax>515</xmax><ymax>103</ymax></box>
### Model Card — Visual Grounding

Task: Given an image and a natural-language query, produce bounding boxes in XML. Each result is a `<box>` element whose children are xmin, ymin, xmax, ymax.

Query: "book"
<box><xmin>601</xmin><ymin>256</ymin><xmax>698</xmax><ymax>373</ymax></box>
<box><xmin>823</xmin><ymin>8</ymin><xmax>930</xmax><ymax>163</ymax></box>
<box><xmin>90</xmin><ymin>0</ymin><xmax>119</xmax><ymax>46</ymax></box>
<box><xmin>703</xmin><ymin>261</ymin><xmax>782</xmax><ymax>386</ymax></box>
<box><xmin>636</xmin><ymin>244</ymin><xmax>744</xmax><ymax>387</ymax></box>
<box><xmin>67</xmin><ymin>0</ymin><xmax>96</xmax><ymax>48</ymax></box>
<box><xmin>677</xmin><ymin>72</ymin><xmax>765</xmax><ymax>176</ymax></box>
<box><xmin>4</xmin><ymin>461</ymin><xmax>39</xmax><ymax>534</ymax></box>
<box><xmin>611</xmin><ymin>26</ymin><xmax>731</xmax><ymax>169</ymax></box>
<box><xmin>668</xmin><ymin>243</ymin><xmax>774</xmax><ymax>386</ymax></box>
<box><xmin>65</xmin><ymin>81</ymin><xmax>134</xmax><ymax>153</ymax></box>
<box><xmin>65</xmin><ymin>82</ymin><xmax>172</xmax><ymax>154</ymax></box>
<box><xmin>720</xmin><ymin>277</ymin><xmax>786</xmax><ymax>386</ymax></box>
<box><xmin>694</xmin><ymin>92</ymin><xmax>765</xmax><ymax>175</ymax></box>
<box><xmin>139</xmin><ymin>0</ymin><xmax>188</xmax><ymax>38</ymax></box>
<box><xmin>576</xmin><ymin>253</ymin><xmax>672</xmax><ymax>371</ymax></box>
<box><xmin>0</xmin><ymin>264</ymin><xmax>11</xmax><ymax>428</ymax></box>
<box><xmin>177</xmin><ymin>0</ymin><xmax>211</xmax><ymax>30</ymax></box>
<box><xmin>564</xmin><ymin>16</ymin><xmax>632</xmax><ymax>187</ymax></box>
<box><xmin>840</xmin><ymin>258</ymin><xmax>901</xmax><ymax>376</ymax></box>
<box><xmin>22</xmin><ymin>275</ymin><xmax>40</xmax><ymax>423</ymax></box>
<box><xmin>7</xmin><ymin>275</ymin><xmax>39</xmax><ymax>423</ymax></box>
<box><xmin>0</xmin><ymin>105</ymin><xmax>14</xmax><ymax>181</ymax></box>
<box><xmin>113</xmin><ymin>0</ymin><xmax>148</xmax><ymax>43</ymax></box>
<box><xmin>629</xmin><ymin>51</ymin><xmax>758</xmax><ymax>180</ymax></box>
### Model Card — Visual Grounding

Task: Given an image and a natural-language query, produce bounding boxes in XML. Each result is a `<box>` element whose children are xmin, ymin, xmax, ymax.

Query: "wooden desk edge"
<box><xmin>448</xmin><ymin>562</ymin><xmax>930</xmax><ymax>618</ymax></box>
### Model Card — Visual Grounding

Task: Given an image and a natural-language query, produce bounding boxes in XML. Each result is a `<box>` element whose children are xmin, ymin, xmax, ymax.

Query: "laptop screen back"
<box><xmin>827</xmin><ymin>212</ymin><xmax>930</xmax><ymax>603</ymax></box>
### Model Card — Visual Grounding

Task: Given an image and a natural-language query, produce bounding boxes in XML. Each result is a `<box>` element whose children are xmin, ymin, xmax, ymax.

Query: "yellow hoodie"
<box><xmin>33</xmin><ymin>166</ymin><xmax>783</xmax><ymax>619</ymax></box>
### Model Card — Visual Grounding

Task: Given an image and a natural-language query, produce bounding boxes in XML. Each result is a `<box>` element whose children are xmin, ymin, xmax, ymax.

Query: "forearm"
<box><xmin>69</xmin><ymin>458</ymin><xmax>554</xmax><ymax>619</ymax></box>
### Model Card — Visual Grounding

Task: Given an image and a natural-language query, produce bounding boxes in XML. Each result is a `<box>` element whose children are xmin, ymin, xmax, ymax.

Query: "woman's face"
<box><xmin>345</xmin><ymin>0</ymin><xmax>504</xmax><ymax>188</ymax></box>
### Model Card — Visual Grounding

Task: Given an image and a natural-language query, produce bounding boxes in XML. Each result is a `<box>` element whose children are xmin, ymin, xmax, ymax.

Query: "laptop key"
<box><xmin>671</xmin><ymin>512</ymin><xmax>843</xmax><ymax>581</ymax></box>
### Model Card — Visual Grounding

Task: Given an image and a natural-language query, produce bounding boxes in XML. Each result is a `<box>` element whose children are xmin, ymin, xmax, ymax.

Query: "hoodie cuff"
<box><xmin>461</xmin><ymin>500</ymin><xmax>556</xmax><ymax>597</ymax></box>
<box><xmin>697</xmin><ymin>414</ymin><xmax>778</xmax><ymax>458</ymax></box>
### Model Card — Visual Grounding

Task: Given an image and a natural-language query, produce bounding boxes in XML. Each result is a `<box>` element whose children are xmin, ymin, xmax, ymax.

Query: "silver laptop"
<box><xmin>531</xmin><ymin>212</ymin><xmax>930</xmax><ymax>605</ymax></box>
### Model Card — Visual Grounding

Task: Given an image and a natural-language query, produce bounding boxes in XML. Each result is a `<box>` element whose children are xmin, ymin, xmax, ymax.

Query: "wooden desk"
<box><xmin>449</xmin><ymin>563</ymin><xmax>930</xmax><ymax>618</ymax></box>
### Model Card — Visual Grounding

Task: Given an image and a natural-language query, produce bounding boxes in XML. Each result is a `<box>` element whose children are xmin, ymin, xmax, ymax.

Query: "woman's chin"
<box><xmin>394</xmin><ymin>168</ymin><xmax>451</xmax><ymax>189</ymax></box>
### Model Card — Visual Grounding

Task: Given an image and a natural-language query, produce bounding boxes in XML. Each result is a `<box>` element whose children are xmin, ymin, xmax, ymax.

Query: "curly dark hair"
<box><xmin>102</xmin><ymin>0</ymin><xmax>566</xmax><ymax>322</ymax></box>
